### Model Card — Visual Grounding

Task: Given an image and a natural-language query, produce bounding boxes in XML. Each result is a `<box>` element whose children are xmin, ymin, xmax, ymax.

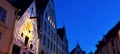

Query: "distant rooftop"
<box><xmin>96</xmin><ymin>21</ymin><xmax>120</xmax><ymax>49</ymax></box>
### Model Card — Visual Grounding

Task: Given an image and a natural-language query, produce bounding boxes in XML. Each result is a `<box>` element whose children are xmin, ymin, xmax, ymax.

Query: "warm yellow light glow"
<box><xmin>26</xmin><ymin>22</ymin><xmax>31</xmax><ymax>30</ymax></box>
<box><xmin>21</xmin><ymin>19</ymin><xmax>33</xmax><ymax>41</ymax></box>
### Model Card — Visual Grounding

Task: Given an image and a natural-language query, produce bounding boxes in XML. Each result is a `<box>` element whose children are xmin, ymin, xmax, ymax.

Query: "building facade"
<box><xmin>11</xmin><ymin>1</ymin><xmax>39</xmax><ymax>54</ymax></box>
<box><xmin>37</xmin><ymin>0</ymin><xmax>57</xmax><ymax>54</ymax></box>
<box><xmin>70</xmin><ymin>44</ymin><xmax>85</xmax><ymax>54</ymax></box>
<box><xmin>95</xmin><ymin>21</ymin><xmax>120</xmax><ymax>54</ymax></box>
<box><xmin>56</xmin><ymin>27</ymin><xmax>68</xmax><ymax>54</ymax></box>
<box><xmin>36</xmin><ymin>0</ymin><xmax>69</xmax><ymax>54</ymax></box>
<box><xmin>0</xmin><ymin>0</ymin><xmax>68</xmax><ymax>54</ymax></box>
<box><xmin>0</xmin><ymin>0</ymin><xmax>17</xmax><ymax>54</ymax></box>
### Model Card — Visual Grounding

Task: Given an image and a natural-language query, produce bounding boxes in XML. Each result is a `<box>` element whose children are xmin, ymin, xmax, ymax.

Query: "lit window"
<box><xmin>52</xmin><ymin>22</ymin><xmax>54</xmax><ymax>26</ymax></box>
<box><xmin>50</xmin><ymin>19</ymin><xmax>52</xmax><ymax>24</ymax></box>
<box><xmin>48</xmin><ymin>16</ymin><xmax>50</xmax><ymax>21</ymax></box>
<box><xmin>53</xmin><ymin>24</ymin><xmax>55</xmax><ymax>28</ymax></box>
<box><xmin>0</xmin><ymin>7</ymin><xmax>6</xmax><ymax>22</ymax></box>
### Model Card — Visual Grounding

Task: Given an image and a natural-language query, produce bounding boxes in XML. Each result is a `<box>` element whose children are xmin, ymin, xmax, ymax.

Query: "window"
<box><xmin>53</xmin><ymin>44</ymin><xmax>55</xmax><ymax>52</ymax></box>
<box><xmin>56</xmin><ymin>47</ymin><xmax>58</xmax><ymax>54</ymax></box>
<box><xmin>51</xmin><ymin>30</ymin><xmax>53</xmax><ymax>38</ymax></box>
<box><xmin>21</xmin><ymin>33</ymin><xmax>23</xmax><ymax>37</ymax></box>
<box><xmin>50</xmin><ymin>41</ymin><xmax>53</xmax><ymax>51</ymax></box>
<box><xmin>54</xmin><ymin>33</ymin><xmax>56</xmax><ymax>41</ymax></box>
<box><xmin>48</xmin><ymin>26</ymin><xmax>50</xmax><ymax>35</ymax></box>
<box><xmin>24</xmin><ymin>36</ymin><xmax>29</xmax><ymax>46</ymax></box>
<box><xmin>43</xmin><ymin>35</ymin><xmax>46</xmax><ymax>46</ymax></box>
<box><xmin>44</xmin><ymin>21</ymin><xmax>47</xmax><ymax>31</ymax></box>
<box><xmin>30</xmin><ymin>44</ymin><xmax>33</xmax><ymax>49</ymax></box>
<box><xmin>48</xmin><ymin>16</ymin><xmax>50</xmax><ymax>21</ymax></box>
<box><xmin>47</xmin><ymin>38</ymin><xmax>49</xmax><ymax>48</ymax></box>
<box><xmin>0</xmin><ymin>7</ymin><xmax>6</xmax><ymax>22</ymax></box>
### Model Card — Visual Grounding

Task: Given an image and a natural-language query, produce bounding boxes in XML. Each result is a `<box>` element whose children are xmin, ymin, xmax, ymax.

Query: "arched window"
<box><xmin>0</xmin><ymin>7</ymin><xmax>6</xmax><ymax>22</ymax></box>
<box><xmin>24</xmin><ymin>36</ymin><xmax>29</xmax><ymax>46</ymax></box>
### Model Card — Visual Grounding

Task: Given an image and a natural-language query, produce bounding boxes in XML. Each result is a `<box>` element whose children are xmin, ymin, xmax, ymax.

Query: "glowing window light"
<box><xmin>53</xmin><ymin>24</ymin><xmax>55</xmax><ymax>28</ymax></box>
<box><xmin>52</xmin><ymin>22</ymin><xmax>54</xmax><ymax>26</ymax></box>
<box><xmin>48</xmin><ymin>16</ymin><xmax>50</xmax><ymax>21</ymax></box>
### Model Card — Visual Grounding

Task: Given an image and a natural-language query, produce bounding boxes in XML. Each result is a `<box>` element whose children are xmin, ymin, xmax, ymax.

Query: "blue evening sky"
<box><xmin>54</xmin><ymin>0</ymin><xmax>120</xmax><ymax>53</ymax></box>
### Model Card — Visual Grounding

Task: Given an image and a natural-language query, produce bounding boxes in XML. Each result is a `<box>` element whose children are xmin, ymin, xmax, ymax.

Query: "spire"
<box><xmin>76</xmin><ymin>40</ymin><xmax>80</xmax><ymax>48</ymax></box>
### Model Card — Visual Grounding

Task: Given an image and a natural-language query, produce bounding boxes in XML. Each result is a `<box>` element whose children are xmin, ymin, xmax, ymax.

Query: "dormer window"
<box><xmin>0</xmin><ymin>7</ymin><xmax>6</xmax><ymax>22</ymax></box>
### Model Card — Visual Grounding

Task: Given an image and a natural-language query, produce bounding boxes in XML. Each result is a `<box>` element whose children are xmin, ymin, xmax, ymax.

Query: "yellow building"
<box><xmin>0</xmin><ymin>0</ymin><xmax>17</xmax><ymax>54</ymax></box>
<box><xmin>10</xmin><ymin>1</ymin><xmax>39</xmax><ymax>54</ymax></box>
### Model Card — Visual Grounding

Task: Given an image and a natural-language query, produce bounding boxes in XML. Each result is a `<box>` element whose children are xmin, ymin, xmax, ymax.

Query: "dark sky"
<box><xmin>54</xmin><ymin>0</ymin><xmax>120</xmax><ymax>53</ymax></box>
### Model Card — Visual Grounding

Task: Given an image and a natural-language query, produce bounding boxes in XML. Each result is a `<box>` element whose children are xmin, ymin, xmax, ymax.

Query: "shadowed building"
<box><xmin>57</xmin><ymin>27</ymin><xmax>68</xmax><ymax>54</ymax></box>
<box><xmin>70</xmin><ymin>44</ymin><xmax>85</xmax><ymax>54</ymax></box>
<box><xmin>36</xmin><ymin>0</ymin><xmax>58</xmax><ymax>54</ymax></box>
<box><xmin>95</xmin><ymin>21</ymin><xmax>120</xmax><ymax>54</ymax></box>
<box><xmin>0</xmin><ymin>0</ymin><xmax>17</xmax><ymax>54</ymax></box>
<box><xmin>36</xmin><ymin>0</ymin><xmax>69</xmax><ymax>54</ymax></box>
